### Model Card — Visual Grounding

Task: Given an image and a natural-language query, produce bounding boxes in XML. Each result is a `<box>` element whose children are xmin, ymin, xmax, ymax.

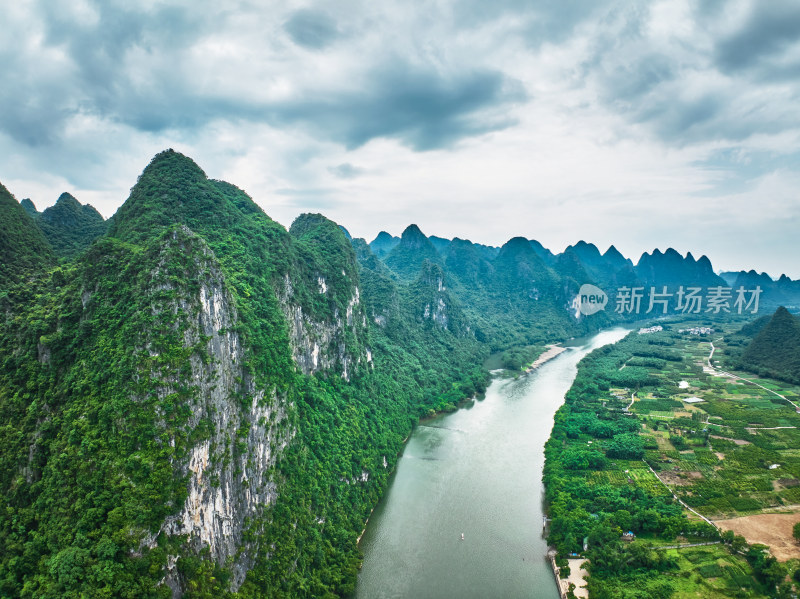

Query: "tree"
<box><xmin>607</xmin><ymin>433</ymin><xmax>645</xmax><ymax>460</ymax></box>
<box><xmin>731</xmin><ymin>534</ymin><xmax>747</xmax><ymax>553</ymax></box>
<box><xmin>793</xmin><ymin>521</ymin><xmax>800</xmax><ymax>544</ymax></box>
<box><xmin>613</xmin><ymin>509</ymin><xmax>632</xmax><ymax>532</ymax></box>
<box><xmin>721</xmin><ymin>530</ymin><xmax>735</xmax><ymax>545</ymax></box>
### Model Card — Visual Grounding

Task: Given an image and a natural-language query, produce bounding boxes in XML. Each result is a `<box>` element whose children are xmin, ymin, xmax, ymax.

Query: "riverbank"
<box><xmin>548</xmin><ymin>549</ymin><xmax>589</xmax><ymax>599</ymax></box>
<box><xmin>356</xmin><ymin>328</ymin><xmax>629</xmax><ymax>598</ymax></box>
<box><xmin>540</xmin><ymin>322</ymin><xmax>800</xmax><ymax>596</ymax></box>
<box><xmin>356</xmin><ymin>428</ymin><xmax>416</xmax><ymax>545</ymax></box>
<box><xmin>526</xmin><ymin>344</ymin><xmax>567</xmax><ymax>372</ymax></box>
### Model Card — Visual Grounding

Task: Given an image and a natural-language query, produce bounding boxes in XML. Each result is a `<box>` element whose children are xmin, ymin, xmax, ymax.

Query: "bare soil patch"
<box><xmin>660</xmin><ymin>471</ymin><xmax>703</xmax><ymax>486</ymax></box>
<box><xmin>772</xmin><ymin>479</ymin><xmax>800</xmax><ymax>492</ymax></box>
<box><xmin>709</xmin><ymin>435</ymin><xmax>751</xmax><ymax>445</ymax></box>
<box><xmin>562</xmin><ymin>559</ymin><xmax>588</xmax><ymax>599</ymax></box>
<box><xmin>715</xmin><ymin>512</ymin><xmax>800</xmax><ymax>560</ymax></box>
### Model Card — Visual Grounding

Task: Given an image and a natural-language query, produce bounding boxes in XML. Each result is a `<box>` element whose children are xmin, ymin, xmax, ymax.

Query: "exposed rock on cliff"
<box><xmin>136</xmin><ymin>227</ymin><xmax>291</xmax><ymax>593</ymax></box>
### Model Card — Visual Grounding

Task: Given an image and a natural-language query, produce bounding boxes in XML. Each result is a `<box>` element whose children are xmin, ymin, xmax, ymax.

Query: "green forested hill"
<box><xmin>383</xmin><ymin>224</ymin><xmax>443</xmax><ymax>281</ymax></box>
<box><xmin>0</xmin><ymin>182</ymin><xmax>54</xmax><ymax>287</ymax></box>
<box><xmin>738</xmin><ymin>306</ymin><xmax>800</xmax><ymax>383</ymax></box>
<box><xmin>367</xmin><ymin>231</ymin><xmax>399</xmax><ymax>257</ymax></box>
<box><xmin>0</xmin><ymin>150</ymin><xmax>492</xmax><ymax>598</ymax></box>
<box><xmin>33</xmin><ymin>193</ymin><xmax>108</xmax><ymax>259</ymax></box>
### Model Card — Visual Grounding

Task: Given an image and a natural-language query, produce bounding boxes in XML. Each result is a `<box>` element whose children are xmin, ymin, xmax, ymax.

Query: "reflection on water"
<box><xmin>356</xmin><ymin>328</ymin><xmax>629</xmax><ymax>599</ymax></box>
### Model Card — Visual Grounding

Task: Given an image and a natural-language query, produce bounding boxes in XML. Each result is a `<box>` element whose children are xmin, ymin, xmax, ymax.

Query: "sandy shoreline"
<box><xmin>549</xmin><ymin>551</ymin><xmax>589</xmax><ymax>599</ymax></box>
<box><xmin>526</xmin><ymin>344</ymin><xmax>567</xmax><ymax>372</ymax></box>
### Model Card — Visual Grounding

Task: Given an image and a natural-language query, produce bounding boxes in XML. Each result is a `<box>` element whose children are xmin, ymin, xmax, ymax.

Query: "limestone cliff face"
<box><xmin>278</xmin><ymin>272</ymin><xmax>371</xmax><ymax>381</ymax></box>
<box><xmin>281</xmin><ymin>214</ymin><xmax>373</xmax><ymax>380</ymax></box>
<box><xmin>412</xmin><ymin>261</ymin><xmax>468</xmax><ymax>335</ymax></box>
<box><xmin>140</xmin><ymin>228</ymin><xmax>290</xmax><ymax>595</ymax></box>
<box><xmin>138</xmin><ymin>224</ymin><xmax>372</xmax><ymax>595</ymax></box>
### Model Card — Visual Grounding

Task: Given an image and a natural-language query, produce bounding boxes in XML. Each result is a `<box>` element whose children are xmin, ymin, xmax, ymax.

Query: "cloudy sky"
<box><xmin>2</xmin><ymin>0</ymin><xmax>799</xmax><ymax>276</ymax></box>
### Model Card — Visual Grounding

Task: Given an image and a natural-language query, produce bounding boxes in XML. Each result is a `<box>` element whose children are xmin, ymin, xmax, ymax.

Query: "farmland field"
<box><xmin>545</xmin><ymin>317</ymin><xmax>800</xmax><ymax>598</ymax></box>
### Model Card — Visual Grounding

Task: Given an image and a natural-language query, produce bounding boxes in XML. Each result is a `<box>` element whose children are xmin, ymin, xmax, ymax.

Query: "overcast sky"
<box><xmin>2</xmin><ymin>0</ymin><xmax>799</xmax><ymax>276</ymax></box>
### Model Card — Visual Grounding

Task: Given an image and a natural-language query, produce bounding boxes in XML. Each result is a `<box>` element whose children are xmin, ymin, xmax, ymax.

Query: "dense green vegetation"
<box><xmin>0</xmin><ymin>183</ymin><xmax>54</xmax><ymax>287</ymax></box>
<box><xmin>736</xmin><ymin>307</ymin><xmax>800</xmax><ymax>384</ymax></box>
<box><xmin>0</xmin><ymin>151</ymin><xmax>492</xmax><ymax>598</ymax></box>
<box><xmin>545</xmin><ymin>335</ymin><xmax>694</xmax><ymax>560</ymax></box>
<box><xmin>2</xmin><ymin>149</ymin><xmax>800</xmax><ymax>597</ymax></box>
<box><xmin>546</xmin><ymin>322</ymin><xmax>800</xmax><ymax>597</ymax></box>
<box><xmin>0</xmin><ymin>230</ymin><xmax>230</xmax><ymax>598</ymax></box>
<box><xmin>25</xmin><ymin>194</ymin><xmax>108</xmax><ymax>259</ymax></box>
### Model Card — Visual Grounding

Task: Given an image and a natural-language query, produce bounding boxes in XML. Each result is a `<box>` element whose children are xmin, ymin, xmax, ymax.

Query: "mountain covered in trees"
<box><xmin>22</xmin><ymin>193</ymin><xmax>108</xmax><ymax>259</ymax></box>
<box><xmin>732</xmin><ymin>306</ymin><xmax>800</xmax><ymax>384</ymax></box>
<box><xmin>1</xmin><ymin>149</ymin><xmax>799</xmax><ymax>597</ymax></box>
<box><xmin>0</xmin><ymin>182</ymin><xmax>55</xmax><ymax>287</ymax></box>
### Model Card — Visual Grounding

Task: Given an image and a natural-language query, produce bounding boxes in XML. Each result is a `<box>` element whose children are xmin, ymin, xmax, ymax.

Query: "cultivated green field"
<box><xmin>545</xmin><ymin>317</ymin><xmax>800</xmax><ymax>598</ymax></box>
<box><xmin>631</xmin><ymin>325</ymin><xmax>800</xmax><ymax>519</ymax></box>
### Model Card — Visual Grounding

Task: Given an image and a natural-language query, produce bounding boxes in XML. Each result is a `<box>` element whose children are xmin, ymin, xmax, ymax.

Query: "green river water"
<box><xmin>355</xmin><ymin>327</ymin><xmax>629</xmax><ymax>599</ymax></box>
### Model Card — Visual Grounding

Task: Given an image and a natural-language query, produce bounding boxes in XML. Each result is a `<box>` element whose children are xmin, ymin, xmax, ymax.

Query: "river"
<box><xmin>355</xmin><ymin>327</ymin><xmax>629</xmax><ymax>599</ymax></box>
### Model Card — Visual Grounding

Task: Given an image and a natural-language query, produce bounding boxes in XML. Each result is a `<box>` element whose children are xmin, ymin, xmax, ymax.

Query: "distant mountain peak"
<box><xmin>31</xmin><ymin>191</ymin><xmax>108</xmax><ymax>259</ymax></box>
<box><xmin>572</xmin><ymin>240</ymin><xmax>599</xmax><ymax>252</ymax></box>
<box><xmin>502</xmin><ymin>236</ymin><xmax>535</xmax><ymax>252</ymax></box>
<box><xmin>603</xmin><ymin>244</ymin><xmax>626</xmax><ymax>262</ymax></box>
<box><xmin>401</xmin><ymin>223</ymin><xmax>426</xmax><ymax>239</ymax></box>
<box><xmin>636</xmin><ymin>246</ymin><xmax>724</xmax><ymax>288</ymax></box>
<box><xmin>567</xmin><ymin>240</ymin><xmax>603</xmax><ymax>267</ymax></box>
<box><xmin>696</xmin><ymin>254</ymin><xmax>713</xmax><ymax>270</ymax></box>
<box><xmin>369</xmin><ymin>231</ymin><xmax>400</xmax><ymax>258</ymax></box>
<box><xmin>40</xmin><ymin>192</ymin><xmax>104</xmax><ymax>226</ymax></box>
<box><xmin>20</xmin><ymin>198</ymin><xmax>38</xmax><ymax>216</ymax></box>
<box><xmin>373</xmin><ymin>231</ymin><xmax>395</xmax><ymax>242</ymax></box>
<box><xmin>497</xmin><ymin>237</ymin><xmax>546</xmax><ymax>265</ymax></box>
<box><xmin>398</xmin><ymin>224</ymin><xmax>432</xmax><ymax>250</ymax></box>
<box><xmin>56</xmin><ymin>192</ymin><xmax>81</xmax><ymax>207</ymax></box>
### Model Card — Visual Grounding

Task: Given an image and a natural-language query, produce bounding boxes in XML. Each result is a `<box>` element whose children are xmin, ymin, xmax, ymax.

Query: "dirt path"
<box><xmin>659</xmin><ymin>541</ymin><xmax>721</xmax><ymax>550</ymax></box>
<box><xmin>643</xmin><ymin>460</ymin><xmax>719</xmax><ymax>531</ymax></box>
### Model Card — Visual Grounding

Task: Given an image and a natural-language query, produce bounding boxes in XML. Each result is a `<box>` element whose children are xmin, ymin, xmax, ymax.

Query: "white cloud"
<box><xmin>1</xmin><ymin>0</ymin><xmax>798</xmax><ymax>276</ymax></box>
